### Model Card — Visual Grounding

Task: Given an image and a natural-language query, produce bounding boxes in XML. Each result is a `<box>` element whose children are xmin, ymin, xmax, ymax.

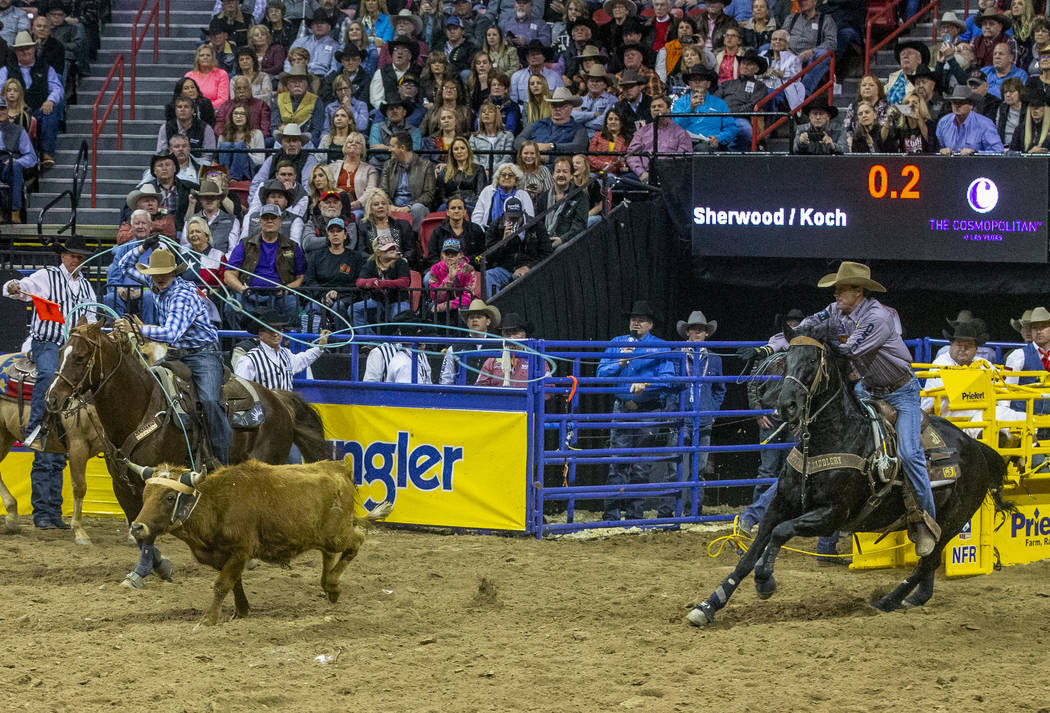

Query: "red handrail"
<box><xmin>864</xmin><ymin>0</ymin><xmax>940</xmax><ymax>75</ymax></box>
<box><xmin>751</xmin><ymin>50</ymin><xmax>835</xmax><ymax>150</ymax></box>
<box><xmin>91</xmin><ymin>55</ymin><xmax>125</xmax><ymax>208</ymax></box>
<box><xmin>130</xmin><ymin>0</ymin><xmax>162</xmax><ymax>120</ymax></box>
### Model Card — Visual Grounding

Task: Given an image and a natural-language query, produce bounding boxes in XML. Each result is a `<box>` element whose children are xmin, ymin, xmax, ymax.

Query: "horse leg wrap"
<box><xmin>134</xmin><ymin>544</ymin><xmax>156</xmax><ymax>578</ymax></box>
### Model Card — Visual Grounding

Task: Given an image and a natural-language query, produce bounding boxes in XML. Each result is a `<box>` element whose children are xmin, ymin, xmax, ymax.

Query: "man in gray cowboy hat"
<box><xmin>4</xmin><ymin>235</ymin><xmax>97</xmax><ymax>527</ymax></box>
<box><xmin>572</xmin><ymin>65</ymin><xmax>618</xmax><ymax>135</ymax></box>
<box><xmin>286</xmin><ymin>10</ymin><xmax>341</xmax><ymax>78</ymax></box>
<box><xmin>597</xmin><ymin>299</ymin><xmax>677</xmax><ymax>522</ymax></box>
<box><xmin>439</xmin><ymin>298</ymin><xmax>501</xmax><ymax>385</ymax></box>
<box><xmin>116</xmin><ymin>183</ymin><xmax>176</xmax><ymax>245</ymax></box>
<box><xmin>115</xmin><ymin>245</ymin><xmax>232</xmax><ymax>468</ymax></box>
<box><xmin>935</xmin><ymin>85</ymin><xmax>1004</xmax><ymax>154</ymax></box>
<box><xmin>669</xmin><ymin>309</ymin><xmax>724</xmax><ymax>516</ymax></box>
<box><xmin>514</xmin><ymin>87</ymin><xmax>589</xmax><ymax>159</ymax></box>
<box><xmin>270</xmin><ymin>67</ymin><xmax>323</xmax><ymax>138</ymax></box>
<box><xmin>769</xmin><ymin>261</ymin><xmax>942</xmax><ymax>556</ymax></box>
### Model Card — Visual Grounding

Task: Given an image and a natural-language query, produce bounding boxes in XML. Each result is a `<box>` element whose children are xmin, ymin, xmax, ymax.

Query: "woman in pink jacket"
<box><xmin>428</xmin><ymin>232</ymin><xmax>477</xmax><ymax>313</ymax></box>
<box><xmin>185</xmin><ymin>44</ymin><xmax>230</xmax><ymax>112</ymax></box>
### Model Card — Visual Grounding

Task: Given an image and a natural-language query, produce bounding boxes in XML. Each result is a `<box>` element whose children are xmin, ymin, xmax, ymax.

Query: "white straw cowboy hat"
<box><xmin>460</xmin><ymin>298</ymin><xmax>501</xmax><ymax>328</ymax></box>
<box><xmin>1027</xmin><ymin>306</ymin><xmax>1050</xmax><ymax>325</ymax></box>
<box><xmin>677</xmin><ymin>310</ymin><xmax>717</xmax><ymax>338</ymax></box>
<box><xmin>545</xmin><ymin>87</ymin><xmax>583</xmax><ymax>106</ymax></box>
<box><xmin>274</xmin><ymin>122</ymin><xmax>310</xmax><ymax>142</ymax></box>
<box><xmin>1011</xmin><ymin>308</ymin><xmax>1034</xmax><ymax>333</ymax></box>
<box><xmin>136</xmin><ymin>248</ymin><xmax>188</xmax><ymax>276</ymax></box>
<box><xmin>816</xmin><ymin>261</ymin><xmax>886</xmax><ymax>292</ymax></box>
<box><xmin>11</xmin><ymin>31</ymin><xmax>35</xmax><ymax>49</ymax></box>
<box><xmin>125</xmin><ymin>183</ymin><xmax>162</xmax><ymax>210</ymax></box>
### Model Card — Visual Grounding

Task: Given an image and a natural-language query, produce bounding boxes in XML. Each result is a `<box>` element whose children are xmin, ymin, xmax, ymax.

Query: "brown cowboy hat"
<box><xmin>545</xmin><ymin>87</ymin><xmax>584</xmax><ymax>106</ymax></box>
<box><xmin>816</xmin><ymin>261</ymin><xmax>886</xmax><ymax>292</ymax></box>
<box><xmin>192</xmin><ymin>180</ymin><xmax>224</xmax><ymax>199</ymax></box>
<box><xmin>1028</xmin><ymin>306</ymin><xmax>1050</xmax><ymax>325</ymax></box>
<box><xmin>460</xmin><ymin>298</ymin><xmax>501</xmax><ymax>328</ymax></box>
<box><xmin>136</xmin><ymin>248</ymin><xmax>188</xmax><ymax>276</ymax></box>
<box><xmin>278</xmin><ymin>65</ymin><xmax>311</xmax><ymax>84</ymax></box>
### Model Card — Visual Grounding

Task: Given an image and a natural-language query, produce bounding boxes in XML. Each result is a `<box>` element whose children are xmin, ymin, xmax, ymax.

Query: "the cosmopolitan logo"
<box><xmin>693</xmin><ymin>206</ymin><xmax>847</xmax><ymax>227</ymax></box>
<box><xmin>966</xmin><ymin>178</ymin><xmax>998</xmax><ymax>214</ymax></box>
<box><xmin>960</xmin><ymin>391</ymin><xmax>985</xmax><ymax>401</ymax></box>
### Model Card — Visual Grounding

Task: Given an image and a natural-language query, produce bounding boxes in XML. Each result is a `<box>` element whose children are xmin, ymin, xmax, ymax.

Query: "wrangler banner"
<box><xmin>317</xmin><ymin>404</ymin><xmax>529</xmax><ymax>531</ymax></box>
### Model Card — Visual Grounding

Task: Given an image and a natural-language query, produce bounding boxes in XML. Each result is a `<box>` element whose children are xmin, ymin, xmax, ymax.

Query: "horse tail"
<box><xmin>982</xmin><ymin>443</ymin><xmax>1017</xmax><ymax>515</ymax></box>
<box><xmin>277</xmin><ymin>390</ymin><xmax>329</xmax><ymax>463</ymax></box>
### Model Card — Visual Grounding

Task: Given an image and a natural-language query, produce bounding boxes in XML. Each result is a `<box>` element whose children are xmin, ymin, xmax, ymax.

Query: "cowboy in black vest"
<box><xmin>369</xmin><ymin>36</ymin><xmax>419</xmax><ymax>110</ymax></box>
<box><xmin>157</xmin><ymin>95</ymin><xmax>216</xmax><ymax>162</ymax></box>
<box><xmin>1</xmin><ymin>31</ymin><xmax>63</xmax><ymax>168</ymax></box>
<box><xmin>223</xmin><ymin>203</ymin><xmax>307</xmax><ymax>328</ymax></box>
<box><xmin>0</xmin><ymin>94</ymin><xmax>37</xmax><ymax>222</ymax></box>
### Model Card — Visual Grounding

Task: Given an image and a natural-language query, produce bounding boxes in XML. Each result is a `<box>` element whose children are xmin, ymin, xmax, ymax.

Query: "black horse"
<box><xmin>686</xmin><ymin>320</ymin><xmax>1013</xmax><ymax>626</ymax></box>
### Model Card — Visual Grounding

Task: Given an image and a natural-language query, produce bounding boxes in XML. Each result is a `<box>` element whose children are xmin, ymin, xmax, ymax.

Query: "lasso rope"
<box><xmin>706</xmin><ymin>515</ymin><xmax>911</xmax><ymax>561</ymax></box>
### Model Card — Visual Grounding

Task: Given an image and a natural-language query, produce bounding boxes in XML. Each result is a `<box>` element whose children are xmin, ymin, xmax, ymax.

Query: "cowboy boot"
<box><xmin>902</xmin><ymin>483</ymin><xmax>941</xmax><ymax>557</ymax></box>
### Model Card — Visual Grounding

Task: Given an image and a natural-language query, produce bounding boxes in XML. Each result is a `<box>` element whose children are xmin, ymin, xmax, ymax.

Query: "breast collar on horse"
<box><xmin>784</xmin><ymin>335</ymin><xmax>895</xmax><ymax>512</ymax></box>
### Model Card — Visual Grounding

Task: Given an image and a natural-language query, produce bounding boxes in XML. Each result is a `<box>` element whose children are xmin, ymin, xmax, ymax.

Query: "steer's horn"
<box><xmin>126</xmin><ymin>461</ymin><xmax>154</xmax><ymax>481</ymax></box>
<box><xmin>189</xmin><ymin>468</ymin><xmax>208</xmax><ymax>486</ymax></box>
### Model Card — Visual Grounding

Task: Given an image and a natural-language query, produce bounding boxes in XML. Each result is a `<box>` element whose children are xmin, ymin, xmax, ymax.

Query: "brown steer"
<box><xmin>129</xmin><ymin>458</ymin><xmax>392</xmax><ymax>627</ymax></box>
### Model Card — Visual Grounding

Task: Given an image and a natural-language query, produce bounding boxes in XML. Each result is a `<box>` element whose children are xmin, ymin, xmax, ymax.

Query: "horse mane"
<box><xmin>785</xmin><ymin>319</ymin><xmax>864</xmax><ymax>410</ymax></box>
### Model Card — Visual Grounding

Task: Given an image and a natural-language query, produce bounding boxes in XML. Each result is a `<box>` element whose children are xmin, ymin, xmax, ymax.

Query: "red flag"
<box><xmin>30</xmin><ymin>295</ymin><xmax>65</xmax><ymax>324</ymax></box>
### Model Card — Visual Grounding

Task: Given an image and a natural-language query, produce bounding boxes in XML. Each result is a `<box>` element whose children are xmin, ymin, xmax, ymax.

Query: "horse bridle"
<box><xmin>785</xmin><ymin>335</ymin><xmax>843</xmax><ymax>509</ymax></box>
<box><xmin>51</xmin><ymin>329</ymin><xmax>126</xmax><ymax>408</ymax></box>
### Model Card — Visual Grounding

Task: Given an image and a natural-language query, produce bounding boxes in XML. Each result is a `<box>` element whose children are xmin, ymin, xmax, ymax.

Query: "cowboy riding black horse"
<box><xmin>687</xmin><ymin>262</ymin><xmax>1013</xmax><ymax>626</ymax></box>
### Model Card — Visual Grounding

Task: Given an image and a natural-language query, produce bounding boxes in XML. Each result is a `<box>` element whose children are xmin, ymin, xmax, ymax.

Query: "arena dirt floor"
<box><xmin>2</xmin><ymin>517</ymin><xmax>1049</xmax><ymax>713</ymax></box>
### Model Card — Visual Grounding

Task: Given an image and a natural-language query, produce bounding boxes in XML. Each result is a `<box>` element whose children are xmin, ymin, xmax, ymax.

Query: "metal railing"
<box><xmin>752</xmin><ymin>50</ymin><xmax>836</xmax><ymax>150</ymax></box>
<box><xmin>36</xmin><ymin>140</ymin><xmax>89</xmax><ymax>238</ymax></box>
<box><xmin>90</xmin><ymin>55</ymin><xmax>124</xmax><ymax>208</ymax></box>
<box><xmin>864</xmin><ymin>0</ymin><xmax>940</xmax><ymax>75</ymax></box>
<box><xmin>130</xmin><ymin>0</ymin><xmax>168</xmax><ymax>120</ymax></box>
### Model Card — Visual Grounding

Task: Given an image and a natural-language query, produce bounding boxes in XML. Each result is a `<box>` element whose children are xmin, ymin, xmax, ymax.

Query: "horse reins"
<box><xmin>786</xmin><ymin>335</ymin><xmax>843</xmax><ymax>510</ymax></box>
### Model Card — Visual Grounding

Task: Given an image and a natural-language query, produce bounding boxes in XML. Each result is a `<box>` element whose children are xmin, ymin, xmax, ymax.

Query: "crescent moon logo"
<box><xmin>966</xmin><ymin>178</ymin><xmax>999</xmax><ymax>214</ymax></box>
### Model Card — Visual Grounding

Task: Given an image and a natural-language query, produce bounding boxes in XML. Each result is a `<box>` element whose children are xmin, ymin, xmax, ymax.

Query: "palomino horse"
<box><xmin>686</xmin><ymin>320</ymin><xmax>1013</xmax><ymax>626</ymax></box>
<box><xmin>0</xmin><ymin>371</ymin><xmax>108</xmax><ymax>545</ymax></box>
<box><xmin>43</xmin><ymin>319</ymin><xmax>328</xmax><ymax>582</ymax></box>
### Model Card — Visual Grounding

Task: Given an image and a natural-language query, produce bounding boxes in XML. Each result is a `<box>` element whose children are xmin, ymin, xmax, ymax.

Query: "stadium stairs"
<box><xmin>12</xmin><ymin>0</ymin><xmax>218</xmax><ymax>241</ymax></box>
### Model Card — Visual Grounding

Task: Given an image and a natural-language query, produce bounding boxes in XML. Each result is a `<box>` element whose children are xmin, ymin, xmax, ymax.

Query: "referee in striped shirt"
<box><xmin>114</xmin><ymin>243</ymin><xmax>232</xmax><ymax>467</ymax></box>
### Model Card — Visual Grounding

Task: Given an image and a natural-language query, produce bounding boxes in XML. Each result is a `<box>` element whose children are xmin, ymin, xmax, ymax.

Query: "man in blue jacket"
<box><xmin>671</xmin><ymin>310</ymin><xmax>725</xmax><ymax>516</ymax></box>
<box><xmin>597</xmin><ymin>300</ymin><xmax>677</xmax><ymax>522</ymax></box>
<box><xmin>670</xmin><ymin>67</ymin><xmax>737</xmax><ymax>150</ymax></box>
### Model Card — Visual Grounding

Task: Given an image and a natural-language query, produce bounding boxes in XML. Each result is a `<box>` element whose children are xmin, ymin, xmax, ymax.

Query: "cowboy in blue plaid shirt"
<box><xmin>114</xmin><ymin>243</ymin><xmax>231</xmax><ymax>466</ymax></box>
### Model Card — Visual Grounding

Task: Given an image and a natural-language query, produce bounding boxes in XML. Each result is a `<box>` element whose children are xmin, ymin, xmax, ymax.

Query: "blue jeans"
<box><xmin>0</xmin><ymin>156</ymin><xmax>25</xmax><ymax>212</ymax></box>
<box><xmin>881</xmin><ymin>376</ymin><xmax>936</xmax><ymax>516</ymax></box>
<box><xmin>218</xmin><ymin>140</ymin><xmax>254</xmax><ymax>180</ymax></box>
<box><xmin>351</xmin><ymin>297</ymin><xmax>410</xmax><ymax>335</ymax></box>
<box><xmin>801</xmin><ymin>56</ymin><xmax>831</xmax><ymax>95</ymax></box>
<box><xmin>31</xmin><ymin>452</ymin><xmax>66</xmax><ymax>525</ymax></box>
<box><xmin>667</xmin><ymin>429</ymin><xmax>710</xmax><ymax>516</ymax></box>
<box><xmin>485</xmin><ymin>267</ymin><xmax>512</xmax><ymax>299</ymax></box>
<box><xmin>732</xmin><ymin>118</ymin><xmax>753</xmax><ymax>151</ymax></box>
<box><xmin>181</xmin><ymin>344</ymin><xmax>231</xmax><ymax>465</ymax></box>
<box><xmin>837</xmin><ymin>27</ymin><xmax>861</xmax><ymax>59</ymax></box>
<box><xmin>224</xmin><ymin>290</ymin><xmax>299</xmax><ymax>330</ymax></box>
<box><xmin>604</xmin><ymin>399</ymin><xmax>671</xmax><ymax>521</ymax></box>
<box><xmin>742</xmin><ymin>420</ymin><xmax>790</xmax><ymax>526</ymax></box>
<box><xmin>28</xmin><ymin>340</ymin><xmax>59</xmax><ymax>433</ymax></box>
<box><xmin>104</xmin><ymin>286</ymin><xmax>157</xmax><ymax>322</ymax></box>
<box><xmin>34</xmin><ymin>106</ymin><xmax>60</xmax><ymax>156</ymax></box>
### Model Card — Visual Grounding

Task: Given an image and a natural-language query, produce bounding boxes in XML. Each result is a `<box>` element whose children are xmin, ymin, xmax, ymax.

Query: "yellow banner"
<box><xmin>316</xmin><ymin>404</ymin><xmax>528</xmax><ymax>531</ymax></box>
<box><xmin>940</xmin><ymin>369</ymin><xmax>992</xmax><ymax>410</ymax></box>
<box><xmin>0</xmin><ymin>453</ymin><xmax>126</xmax><ymax>518</ymax></box>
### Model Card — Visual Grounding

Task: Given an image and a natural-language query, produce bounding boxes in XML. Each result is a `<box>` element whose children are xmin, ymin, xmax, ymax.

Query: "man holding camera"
<box><xmin>792</xmin><ymin>97</ymin><xmax>847</xmax><ymax>154</ymax></box>
<box><xmin>482</xmin><ymin>195</ymin><xmax>550</xmax><ymax>298</ymax></box>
